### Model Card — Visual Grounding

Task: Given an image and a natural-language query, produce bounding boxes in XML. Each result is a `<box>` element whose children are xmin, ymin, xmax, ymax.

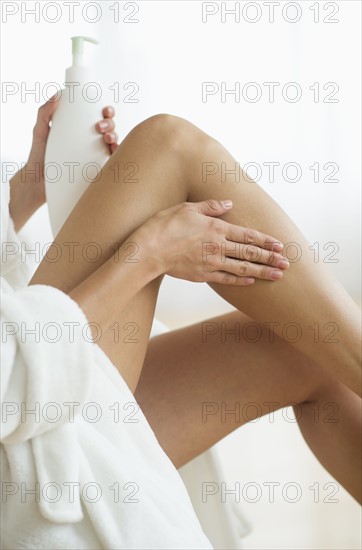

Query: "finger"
<box><xmin>43</xmin><ymin>94</ymin><xmax>59</xmax><ymax>113</ymax></box>
<box><xmin>35</xmin><ymin>96</ymin><xmax>58</xmax><ymax>126</ymax></box>
<box><xmin>104</xmin><ymin>131</ymin><xmax>118</xmax><ymax>144</ymax></box>
<box><xmin>103</xmin><ymin>131</ymin><xmax>118</xmax><ymax>145</ymax></box>
<box><xmin>102</xmin><ymin>105</ymin><xmax>115</xmax><ymax>119</ymax></box>
<box><xmin>96</xmin><ymin>118</ymin><xmax>115</xmax><ymax>134</ymax></box>
<box><xmin>225</xmin><ymin>223</ymin><xmax>284</xmax><ymax>252</ymax></box>
<box><xmin>207</xmin><ymin>272</ymin><xmax>255</xmax><ymax>286</ymax></box>
<box><xmin>33</xmin><ymin>97</ymin><xmax>59</xmax><ymax>141</ymax></box>
<box><xmin>105</xmin><ymin>132</ymin><xmax>119</xmax><ymax>154</ymax></box>
<box><xmin>220</xmin><ymin>258</ymin><xmax>284</xmax><ymax>281</ymax></box>
<box><xmin>222</xmin><ymin>242</ymin><xmax>289</xmax><ymax>270</ymax></box>
<box><xmin>193</xmin><ymin>199</ymin><xmax>233</xmax><ymax>217</ymax></box>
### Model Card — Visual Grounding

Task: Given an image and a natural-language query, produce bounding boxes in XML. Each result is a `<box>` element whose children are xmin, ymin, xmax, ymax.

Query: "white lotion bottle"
<box><xmin>45</xmin><ymin>36</ymin><xmax>109</xmax><ymax>236</ymax></box>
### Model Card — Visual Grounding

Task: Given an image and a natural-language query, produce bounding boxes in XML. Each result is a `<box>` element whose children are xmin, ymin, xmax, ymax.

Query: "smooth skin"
<box><xmin>11</xmin><ymin>100</ymin><xmax>360</xmax><ymax>504</ymax></box>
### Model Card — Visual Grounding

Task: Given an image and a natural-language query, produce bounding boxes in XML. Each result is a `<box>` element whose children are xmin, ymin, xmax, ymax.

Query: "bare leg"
<box><xmin>31</xmin><ymin>114</ymin><xmax>361</xmax><ymax>394</ymax></box>
<box><xmin>187</xmin><ymin>136</ymin><xmax>361</xmax><ymax>396</ymax></box>
<box><xmin>136</xmin><ymin>311</ymin><xmax>362</xmax><ymax>503</ymax></box>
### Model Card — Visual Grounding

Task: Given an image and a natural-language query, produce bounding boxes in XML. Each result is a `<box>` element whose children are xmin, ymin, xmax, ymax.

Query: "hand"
<box><xmin>27</xmin><ymin>101</ymin><xmax>119</xmax><ymax>205</ymax></box>
<box><xmin>138</xmin><ymin>199</ymin><xmax>289</xmax><ymax>285</ymax></box>
<box><xmin>24</xmin><ymin>98</ymin><xmax>59</xmax><ymax>207</ymax></box>
<box><xmin>10</xmin><ymin>100</ymin><xmax>119</xmax><ymax>231</ymax></box>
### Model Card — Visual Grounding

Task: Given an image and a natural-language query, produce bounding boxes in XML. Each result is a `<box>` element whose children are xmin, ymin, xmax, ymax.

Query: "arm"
<box><xmin>68</xmin><ymin>199</ymin><xmax>286</xmax><ymax>332</ymax></box>
<box><xmin>9</xmin><ymin>98</ymin><xmax>58</xmax><ymax>231</ymax></box>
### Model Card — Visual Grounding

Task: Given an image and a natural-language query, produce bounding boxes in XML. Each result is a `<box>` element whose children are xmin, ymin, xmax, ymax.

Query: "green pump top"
<box><xmin>71</xmin><ymin>36</ymin><xmax>98</xmax><ymax>66</ymax></box>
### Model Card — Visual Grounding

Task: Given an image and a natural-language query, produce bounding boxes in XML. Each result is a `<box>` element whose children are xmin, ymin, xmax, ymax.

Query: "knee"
<box><xmin>133</xmin><ymin>113</ymin><xmax>209</xmax><ymax>154</ymax></box>
<box><xmin>294</xmin><ymin>377</ymin><xmax>342</xmax><ymax>421</ymax></box>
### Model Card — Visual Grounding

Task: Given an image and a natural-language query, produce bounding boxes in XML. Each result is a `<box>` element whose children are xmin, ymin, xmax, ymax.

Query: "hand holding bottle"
<box><xmin>9</xmin><ymin>99</ymin><xmax>119</xmax><ymax>231</ymax></box>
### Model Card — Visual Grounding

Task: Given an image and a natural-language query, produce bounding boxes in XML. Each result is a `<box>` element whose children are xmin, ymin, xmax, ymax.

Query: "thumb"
<box><xmin>194</xmin><ymin>199</ymin><xmax>233</xmax><ymax>217</ymax></box>
<box><xmin>38</xmin><ymin>96</ymin><xmax>59</xmax><ymax>125</ymax></box>
<box><xmin>32</xmin><ymin>96</ymin><xmax>59</xmax><ymax>143</ymax></box>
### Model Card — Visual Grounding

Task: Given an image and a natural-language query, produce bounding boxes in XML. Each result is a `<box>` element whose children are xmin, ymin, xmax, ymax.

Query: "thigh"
<box><xmin>135</xmin><ymin>310</ymin><xmax>329</xmax><ymax>468</ymax></box>
<box><xmin>29</xmin><ymin>115</ymin><xmax>191</xmax><ymax>390</ymax></box>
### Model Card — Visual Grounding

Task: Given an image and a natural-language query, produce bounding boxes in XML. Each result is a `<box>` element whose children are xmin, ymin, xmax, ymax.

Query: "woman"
<box><xmin>1</xmin><ymin>99</ymin><xmax>360</xmax><ymax>549</ymax></box>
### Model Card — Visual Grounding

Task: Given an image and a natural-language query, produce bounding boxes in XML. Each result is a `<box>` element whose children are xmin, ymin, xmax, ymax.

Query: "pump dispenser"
<box><xmin>45</xmin><ymin>36</ymin><xmax>109</xmax><ymax>236</ymax></box>
<box><xmin>66</xmin><ymin>36</ymin><xmax>98</xmax><ymax>79</ymax></box>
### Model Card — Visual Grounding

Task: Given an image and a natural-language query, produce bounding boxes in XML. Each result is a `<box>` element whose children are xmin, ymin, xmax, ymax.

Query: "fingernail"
<box><xmin>277</xmin><ymin>259</ymin><xmax>289</xmax><ymax>269</ymax></box>
<box><xmin>222</xmin><ymin>200</ymin><xmax>233</xmax><ymax>208</ymax></box>
<box><xmin>245</xmin><ymin>278</ymin><xmax>255</xmax><ymax>285</ymax></box>
<box><xmin>98</xmin><ymin>121</ymin><xmax>108</xmax><ymax>130</ymax></box>
<box><xmin>271</xmin><ymin>269</ymin><xmax>283</xmax><ymax>280</ymax></box>
<box><xmin>273</xmin><ymin>242</ymin><xmax>284</xmax><ymax>251</ymax></box>
<box><xmin>105</xmin><ymin>132</ymin><xmax>117</xmax><ymax>143</ymax></box>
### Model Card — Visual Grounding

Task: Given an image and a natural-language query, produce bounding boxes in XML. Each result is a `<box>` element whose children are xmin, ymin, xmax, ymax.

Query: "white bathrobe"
<box><xmin>0</xmin><ymin>182</ymin><xmax>213</xmax><ymax>549</ymax></box>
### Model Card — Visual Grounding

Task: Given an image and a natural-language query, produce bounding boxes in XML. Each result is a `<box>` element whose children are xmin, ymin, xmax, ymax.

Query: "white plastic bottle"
<box><xmin>45</xmin><ymin>36</ymin><xmax>109</xmax><ymax>236</ymax></box>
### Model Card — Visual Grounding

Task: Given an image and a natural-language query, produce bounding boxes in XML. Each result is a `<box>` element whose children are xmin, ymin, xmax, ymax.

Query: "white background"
<box><xmin>1</xmin><ymin>1</ymin><xmax>361</xmax><ymax>548</ymax></box>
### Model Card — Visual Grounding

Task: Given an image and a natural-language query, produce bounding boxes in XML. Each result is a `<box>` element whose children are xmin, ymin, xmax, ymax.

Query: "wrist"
<box><xmin>23</xmin><ymin>159</ymin><xmax>43</xmax><ymax>185</ymax></box>
<box><xmin>133</xmin><ymin>223</ymin><xmax>167</xmax><ymax>278</ymax></box>
<box><xmin>9</xmin><ymin>166</ymin><xmax>45</xmax><ymax>231</ymax></box>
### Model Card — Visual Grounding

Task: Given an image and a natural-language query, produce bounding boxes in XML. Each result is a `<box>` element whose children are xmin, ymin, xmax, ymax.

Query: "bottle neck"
<box><xmin>72</xmin><ymin>53</ymin><xmax>82</xmax><ymax>66</ymax></box>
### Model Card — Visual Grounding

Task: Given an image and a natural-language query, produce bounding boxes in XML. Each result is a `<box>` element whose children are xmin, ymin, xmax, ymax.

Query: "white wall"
<box><xmin>2</xmin><ymin>1</ymin><xmax>361</xmax><ymax>548</ymax></box>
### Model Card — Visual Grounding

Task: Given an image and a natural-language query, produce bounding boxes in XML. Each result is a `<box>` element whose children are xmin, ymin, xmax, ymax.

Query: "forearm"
<box><xmin>67</xmin><ymin>233</ymin><xmax>162</xmax><ymax>332</ymax></box>
<box><xmin>9</xmin><ymin>165</ymin><xmax>44</xmax><ymax>232</ymax></box>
